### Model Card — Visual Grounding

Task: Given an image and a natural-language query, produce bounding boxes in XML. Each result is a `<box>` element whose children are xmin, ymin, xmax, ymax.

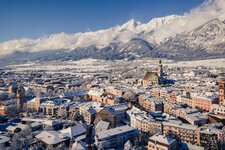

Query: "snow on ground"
<box><xmin>166</xmin><ymin>58</ymin><xmax>225</xmax><ymax>68</ymax></box>
<box><xmin>6</xmin><ymin>59</ymin><xmax>109</xmax><ymax>75</ymax></box>
<box><xmin>5</xmin><ymin>58</ymin><xmax>225</xmax><ymax>75</ymax></box>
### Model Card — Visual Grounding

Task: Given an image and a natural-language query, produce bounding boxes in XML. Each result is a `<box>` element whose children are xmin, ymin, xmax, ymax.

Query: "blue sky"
<box><xmin>0</xmin><ymin>0</ymin><xmax>204</xmax><ymax>42</ymax></box>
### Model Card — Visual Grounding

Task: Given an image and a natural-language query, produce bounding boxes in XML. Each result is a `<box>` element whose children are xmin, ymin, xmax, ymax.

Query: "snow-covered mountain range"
<box><xmin>0</xmin><ymin>0</ymin><xmax>225</xmax><ymax>64</ymax></box>
<box><xmin>0</xmin><ymin>14</ymin><xmax>180</xmax><ymax>56</ymax></box>
<box><xmin>157</xmin><ymin>19</ymin><xmax>225</xmax><ymax>59</ymax></box>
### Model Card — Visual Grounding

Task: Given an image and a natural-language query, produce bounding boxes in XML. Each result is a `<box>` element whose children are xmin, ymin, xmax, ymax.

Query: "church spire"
<box><xmin>159</xmin><ymin>59</ymin><xmax>163</xmax><ymax>76</ymax></box>
<box><xmin>159</xmin><ymin>59</ymin><xmax>164</xmax><ymax>85</ymax></box>
<box><xmin>17</xmin><ymin>84</ymin><xmax>25</xmax><ymax>109</ymax></box>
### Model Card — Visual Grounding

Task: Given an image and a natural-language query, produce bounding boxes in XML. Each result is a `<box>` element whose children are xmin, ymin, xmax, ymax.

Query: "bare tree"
<box><xmin>46</xmin><ymin>145</ymin><xmax>54</xmax><ymax>150</ymax></box>
<box><xmin>7</xmin><ymin>106</ymin><xmax>19</xmax><ymax>118</ymax></box>
<box><xmin>57</xmin><ymin>143</ymin><xmax>67</xmax><ymax>150</ymax></box>
<box><xmin>11</xmin><ymin>125</ymin><xmax>33</xmax><ymax>150</ymax></box>
<box><xmin>0</xmin><ymin>144</ymin><xmax>6</xmax><ymax>150</ymax></box>
<box><xmin>123</xmin><ymin>90</ymin><xmax>137</xmax><ymax>102</ymax></box>
<box><xmin>219</xmin><ymin>128</ymin><xmax>225</xmax><ymax>150</ymax></box>
<box><xmin>205</xmin><ymin>136</ymin><xmax>219</xmax><ymax>150</ymax></box>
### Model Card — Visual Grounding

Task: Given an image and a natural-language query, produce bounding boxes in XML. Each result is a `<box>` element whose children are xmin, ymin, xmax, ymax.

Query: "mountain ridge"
<box><xmin>157</xmin><ymin>18</ymin><xmax>225</xmax><ymax>59</ymax></box>
<box><xmin>0</xmin><ymin>14</ymin><xmax>181</xmax><ymax>56</ymax></box>
<box><xmin>0</xmin><ymin>17</ymin><xmax>225</xmax><ymax>64</ymax></box>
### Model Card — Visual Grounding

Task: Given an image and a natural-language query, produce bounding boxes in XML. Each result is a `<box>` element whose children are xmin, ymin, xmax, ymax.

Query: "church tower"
<box><xmin>158</xmin><ymin>59</ymin><xmax>164</xmax><ymax>85</ymax></box>
<box><xmin>219</xmin><ymin>78</ymin><xmax>225</xmax><ymax>105</ymax></box>
<box><xmin>17</xmin><ymin>84</ymin><xmax>25</xmax><ymax>109</ymax></box>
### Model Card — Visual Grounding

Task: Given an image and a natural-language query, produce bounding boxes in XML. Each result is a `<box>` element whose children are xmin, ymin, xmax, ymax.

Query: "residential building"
<box><xmin>138</xmin><ymin>95</ymin><xmax>163</xmax><ymax>112</ymax></box>
<box><xmin>26</xmin><ymin>97</ymin><xmax>42</xmax><ymax>111</ymax></box>
<box><xmin>95</xmin><ymin>120</ymin><xmax>110</xmax><ymax>133</ymax></box>
<box><xmin>176</xmin><ymin>108</ymin><xmax>208</xmax><ymax>125</ymax></box>
<box><xmin>179</xmin><ymin>96</ymin><xmax>192</xmax><ymax>107</ymax></box>
<box><xmin>95</xmin><ymin>104</ymin><xmax>127</xmax><ymax>127</ymax></box>
<box><xmin>211</xmin><ymin>104</ymin><xmax>225</xmax><ymax>115</ymax></box>
<box><xmin>105</xmin><ymin>86</ymin><xmax>125</xmax><ymax>97</ymax></box>
<box><xmin>219</xmin><ymin>78</ymin><xmax>225</xmax><ymax>105</ymax></box>
<box><xmin>40</xmin><ymin>100</ymin><xmax>61</xmax><ymax>116</ymax></box>
<box><xmin>95</xmin><ymin>125</ymin><xmax>139</xmax><ymax>149</ymax></box>
<box><xmin>148</xmin><ymin>134</ymin><xmax>177</xmax><ymax>150</ymax></box>
<box><xmin>0</xmin><ymin>105</ymin><xmax>7</xmax><ymax>116</ymax></box>
<box><xmin>87</xmin><ymin>89</ymin><xmax>104</xmax><ymax>102</ymax></box>
<box><xmin>79</xmin><ymin>102</ymin><xmax>103</xmax><ymax>116</ymax></box>
<box><xmin>59</xmin><ymin>124</ymin><xmax>87</xmax><ymax>140</ymax></box>
<box><xmin>0</xmin><ymin>135</ymin><xmax>10</xmax><ymax>147</ymax></box>
<box><xmin>35</xmin><ymin>131</ymin><xmax>66</xmax><ymax>148</ymax></box>
<box><xmin>72</xmin><ymin>141</ymin><xmax>86</xmax><ymax>150</ymax></box>
<box><xmin>162</xmin><ymin>122</ymin><xmax>198</xmax><ymax>145</ymax></box>
<box><xmin>126</xmin><ymin>106</ymin><xmax>161</xmax><ymax>134</ymax></box>
<box><xmin>94</xmin><ymin>107</ymin><xmax>116</xmax><ymax>128</ymax></box>
<box><xmin>163</xmin><ymin>102</ymin><xmax>182</xmax><ymax>115</ymax></box>
<box><xmin>192</xmin><ymin>96</ymin><xmax>216</xmax><ymax>111</ymax></box>
<box><xmin>84</xmin><ymin>106</ymin><xmax>96</xmax><ymax>125</ymax></box>
<box><xmin>197</xmin><ymin>124</ymin><xmax>224</xmax><ymax>147</ymax></box>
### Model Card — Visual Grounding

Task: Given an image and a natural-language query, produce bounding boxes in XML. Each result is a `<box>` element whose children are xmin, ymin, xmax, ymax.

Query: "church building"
<box><xmin>142</xmin><ymin>60</ymin><xmax>164</xmax><ymax>86</ymax></box>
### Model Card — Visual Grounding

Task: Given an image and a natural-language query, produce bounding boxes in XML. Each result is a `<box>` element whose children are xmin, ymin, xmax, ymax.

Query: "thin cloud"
<box><xmin>150</xmin><ymin>0</ymin><xmax>225</xmax><ymax>43</ymax></box>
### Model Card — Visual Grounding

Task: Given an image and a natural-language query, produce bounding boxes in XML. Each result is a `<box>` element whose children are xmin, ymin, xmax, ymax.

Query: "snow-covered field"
<box><xmin>5</xmin><ymin>58</ymin><xmax>225</xmax><ymax>75</ymax></box>
<box><xmin>6</xmin><ymin>58</ymin><xmax>109</xmax><ymax>75</ymax></box>
<box><xmin>166</xmin><ymin>58</ymin><xmax>225</xmax><ymax>68</ymax></box>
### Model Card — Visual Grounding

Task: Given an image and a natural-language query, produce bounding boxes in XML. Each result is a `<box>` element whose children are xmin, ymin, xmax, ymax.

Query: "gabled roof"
<box><xmin>0</xmin><ymin>135</ymin><xmax>10</xmax><ymax>144</ymax></box>
<box><xmin>43</xmin><ymin>120</ymin><xmax>61</xmax><ymax>126</ymax></box>
<box><xmin>149</xmin><ymin>134</ymin><xmax>176</xmax><ymax>145</ymax></box>
<box><xmin>0</xmin><ymin>106</ymin><xmax>7</xmax><ymax>110</ymax></box>
<box><xmin>1</xmin><ymin>99</ymin><xmax>17</xmax><ymax>106</ymax></box>
<box><xmin>143</xmin><ymin>72</ymin><xmax>159</xmax><ymax>81</ymax></box>
<box><xmin>59</xmin><ymin>124</ymin><xmax>87</xmax><ymax>138</ymax></box>
<box><xmin>96</xmin><ymin>125</ymin><xmax>138</xmax><ymax>140</ymax></box>
<box><xmin>95</xmin><ymin>120</ymin><xmax>110</xmax><ymax>133</ymax></box>
<box><xmin>72</xmin><ymin>141</ymin><xmax>86</xmax><ymax>150</ymax></box>
<box><xmin>6</xmin><ymin>126</ymin><xmax>18</xmax><ymax>132</ymax></box>
<box><xmin>104</xmin><ymin>107</ymin><xmax>117</xmax><ymax>117</ymax></box>
<box><xmin>111</xmin><ymin>103</ymin><xmax>128</xmax><ymax>112</ymax></box>
<box><xmin>62</xmin><ymin>90</ymin><xmax>87</xmax><ymax>98</ymax></box>
<box><xmin>87</xmin><ymin>106</ymin><xmax>97</xmax><ymax>115</ymax></box>
<box><xmin>87</xmin><ymin>89</ymin><xmax>104</xmax><ymax>97</ymax></box>
<box><xmin>162</xmin><ymin>122</ymin><xmax>198</xmax><ymax>130</ymax></box>
<box><xmin>181</xmin><ymin>143</ymin><xmax>204</xmax><ymax>150</ymax></box>
<box><xmin>35</xmin><ymin>131</ymin><xmax>66</xmax><ymax>145</ymax></box>
<box><xmin>6</xmin><ymin>123</ymin><xmax>28</xmax><ymax>132</ymax></box>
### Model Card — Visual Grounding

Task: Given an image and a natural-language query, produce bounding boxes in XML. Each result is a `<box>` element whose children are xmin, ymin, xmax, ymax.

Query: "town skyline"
<box><xmin>0</xmin><ymin>0</ymin><xmax>225</xmax><ymax>150</ymax></box>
